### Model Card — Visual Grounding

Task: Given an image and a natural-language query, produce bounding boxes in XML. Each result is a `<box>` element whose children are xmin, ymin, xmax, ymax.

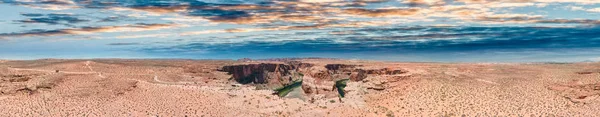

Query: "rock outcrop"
<box><xmin>220</xmin><ymin>63</ymin><xmax>306</xmax><ymax>84</ymax></box>
<box><xmin>221</xmin><ymin>63</ymin><xmax>407</xmax><ymax>85</ymax></box>
<box><xmin>220</xmin><ymin>62</ymin><xmax>407</xmax><ymax>99</ymax></box>
<box><xmin>325</xmin><ymin>64</ymin><xmax>360</xmax><ymax>72</ymax></box>
<box><xmin>321</xmin><ymin>64</ymin><xmax>407</xmax><ymax>81</ymax></box>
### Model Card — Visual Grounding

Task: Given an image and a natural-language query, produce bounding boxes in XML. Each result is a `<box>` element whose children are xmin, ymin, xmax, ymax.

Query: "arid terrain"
<box><xmin>1</xmin><ymin>59</ymin><xmax>599</xmax><ymax>116</ymax></box>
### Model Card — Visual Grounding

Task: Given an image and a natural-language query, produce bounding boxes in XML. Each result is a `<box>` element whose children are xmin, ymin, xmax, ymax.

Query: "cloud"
<box><xmin>420</xmin><ymin>4</ymin><xmax>600</xmax><ymax>25</ymax></box>
<box><xmin>402</xmin><ymin>0</ymin><xmax>446</xmax><ymax>6</ymax></box>
<box><xmin>16</xmin><ymin>13</ymin><xmax>89</xmax><ymax>26</ymax></box>
<box><xmin>141</xmin><ymin>26</ymin><xmax>600</xmax><ymax>61</ymax></box>
<box><xmin>109</xmin><ymin>5</ymin><xmax>190</xmax><ymax>15</ymax></box>
<box><xmin>115</xmin><ymin>33</ymin><xmax>172</xmax><ymax>39</ymax></box>
<box><xmin>535</xmin><ymin>0</ymin><xmax>600</xmax><ymax>4</ymax></box>
<box><xmin>455</xmin><ymin>0</ymin><xmax>530</xmax><ymax>4</ymax></box>
<box><xmin>178</xmin><ymin>27</ymin><xmax>279</xmax><ymax>36</ymax></box>
<box><xmin>588</xmin><ymin>8</ymin><xmax>600</xmax><ymax>12</ymax></box>
<box><xmin>299</xmin><ymin>0</ymin><xmax>344</xmax><ymax>3</ymax></box>
<box><xmin>490</xmin><ymin>2</ymin><xmax>537</xmax><ymax>8</ymax></box>
<box><xmin>177</xmin><ymin>20</ymin><xmax>397</xmax><ymax>36</ymax></box>
<box><xmin>107</xmin><ymin>42</ymin><xmax>141</xmax><ymax>46</ymax></box>
<box><xmin>179</xmin><ymin>29</ymin><xmax>231</xmax><ymax>36</ymax></box>
<box><xmin>4</xmin><ymin>0</ymin><xmax>600</xmax><ymax>33</ymax></box>
<box><xmin>453</xmin><ymin>0</ymin><xmax>598</xmax><ymax>4</ymax></box>
<box><xmin>569</xmin><ymin>6</ymin><xmax>586</xmax><ymax>11</ymax></box>
<box><xmin>536</xmin><ymin>19</ymin><xmax>600</xmax><ymax>24</ymax></box>
<box><xmin>473</xmin><ymin>13</ymin><xmax>600</xmax><ymax>25</ymax></box>
<box><xmin>9</xmin><ymin>0</ymin><xmax>80</xmax><ymax>10</ymax></box>
<box><xmin>92</xmin><ymin>1</ymin><xmax>338</xmax><ymax>25</ymax></box>
<box><xmin>184</xmin><ymin>4</ymin><xmax>338</xmax><ymax>24</ymax></box>
<box><xmin>569</xmin><ymin>6</ymin><xmax>600</xmax><ymax>13</ymax></box>
<box><xmin>342</xmin><ymin>8</ymin><xmax>422</xmax><ymax>17</ymax></box>
<box><xmin>475</xmin><ymin>14</ymin><xmax>544</xmax><ymax>24</ymax></box>
<box><xmin>20</xmin><ymin>13</ymin><xmax>44</xmax><ymax>17</ymax></box>
<box><xmin>32</xmin><ymin>0</ymin><xmax>76</xmax><ymax>5</ymax></box>
<box><xmin>0</xmin><ymin>23</ymin><xmax>180</xmax><ymax>39</ymax></box>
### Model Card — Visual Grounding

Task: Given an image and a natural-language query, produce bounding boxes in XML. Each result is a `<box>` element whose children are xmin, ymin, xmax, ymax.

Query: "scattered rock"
<box><xmin>367</xmin><ymin>85</ymin><xmax>386</xmax><ymax>91</ymax></box>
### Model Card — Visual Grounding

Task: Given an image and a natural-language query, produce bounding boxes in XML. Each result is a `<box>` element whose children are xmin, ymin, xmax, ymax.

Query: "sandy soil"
<box><xmin>1</xmin><ymin>59</ymin><xmax>599</xmax><ymax>116</ymax></box>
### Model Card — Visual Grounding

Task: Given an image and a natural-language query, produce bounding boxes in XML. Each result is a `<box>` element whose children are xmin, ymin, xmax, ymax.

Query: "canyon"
<box><xmin>0</xmin><ymin>59</ymin><xmax>599</xmax><ymax>116</ymax></box>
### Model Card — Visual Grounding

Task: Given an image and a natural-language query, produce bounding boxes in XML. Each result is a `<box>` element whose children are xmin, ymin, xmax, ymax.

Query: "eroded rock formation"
<box><xmin>321</xmin><ymin>65</ymin><xmax>407</xmax><ymax>81</ymax></box>
<box><xmin>219</xmin><ymin>62</ymin><xmax>407</xmax><ymax>99</ymax></box>
<box><xmin>325</xmin><ymin>64</ymin><xmax>360</xmax><ymax>71</ymax></box>
<box><xmin>220</xmin><ymin>62</ymin><xmax>407</xmax><ymax>85</ymax></box>
<box><xmin>220</xmin><ymin>63</ymin><xmax>298</xmax><ymax>84</ymax></box>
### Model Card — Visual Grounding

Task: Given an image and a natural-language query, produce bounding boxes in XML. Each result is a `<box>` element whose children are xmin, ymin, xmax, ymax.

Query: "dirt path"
<box><xmin>8</xmin><ymin>67</ymin><xmax>96</xmax><ymax>74</ymax></box>
<box><xmin>152</xmin><ymin>75</ymin><xmax>196</xmax><ymax>85</ymax></box>
<box><xmin>85</xmin><ymin>61</ymin><xmax>105</xmax><ymax>78</ymax></box>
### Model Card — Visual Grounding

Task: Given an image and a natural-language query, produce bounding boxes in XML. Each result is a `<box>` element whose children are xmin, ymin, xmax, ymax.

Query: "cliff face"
<box><xmin>220</xmin><ymin>63</ymin><xmax>297</xmax><ymax>84</ymax></box>
<box><xmin>321</xmin><ymin>64</ymin><xmax>406</xmax><ymax>81</ymax></box>
<box><xmin>220</xmin><ymin>62</ymin><xmax>407</xmax><ymax>84</ymax></box>
<box><xmin>325</xmin><ymin>64</ymin><xmax>360</xmax><ymax>71</ymax></box>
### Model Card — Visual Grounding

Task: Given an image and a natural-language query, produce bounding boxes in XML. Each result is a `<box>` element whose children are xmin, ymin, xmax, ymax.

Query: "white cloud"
<box><xmin>568</xmin><ymin>6</ymin><xmax>600</xmax><ymax>13</ymax></box>
<box><xmin>492</xmin><ymin>3</ymin><xmax>536</xmax><ymax>8</ymax></box>
<box><xmin>569</xmin><ymin>6</ymin><xmax>585</xmax><ymax>11</ymax></box>
<box><xmin>587</xmin><ymin>8</ymin><xmax>600</xmax><ymax>12</ymax></box>
<box><xmin>21</xmin><ymin>4</ymin><xmax>79</xmax><ymax>10</ymax></box>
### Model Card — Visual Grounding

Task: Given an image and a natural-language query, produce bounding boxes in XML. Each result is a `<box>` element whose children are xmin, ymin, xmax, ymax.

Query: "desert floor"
<box><xmin>1</xmin><ymin>59</ymin><xmax>599</xmax><ymax>116</ymax></box>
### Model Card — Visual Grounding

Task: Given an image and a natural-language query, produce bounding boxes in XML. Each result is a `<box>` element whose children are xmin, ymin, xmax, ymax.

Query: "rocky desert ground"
<box><xmin>0</xmin><ymin>59</ymin><xmax>599</xmax><ymax>116</ymax></box>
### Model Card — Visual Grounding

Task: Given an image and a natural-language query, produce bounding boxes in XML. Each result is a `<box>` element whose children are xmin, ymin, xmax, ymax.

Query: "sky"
<box><xmin>0</xmin><ymin>0</ymin><xmax>600</xmax><ymax>62</ymax></box>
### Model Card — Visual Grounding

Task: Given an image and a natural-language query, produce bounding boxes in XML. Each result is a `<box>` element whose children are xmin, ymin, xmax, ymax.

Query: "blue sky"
<box><xmin>1</xmin><ymin>0</ymin><xmax>600</xmax><ymax>62</ymax></box>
